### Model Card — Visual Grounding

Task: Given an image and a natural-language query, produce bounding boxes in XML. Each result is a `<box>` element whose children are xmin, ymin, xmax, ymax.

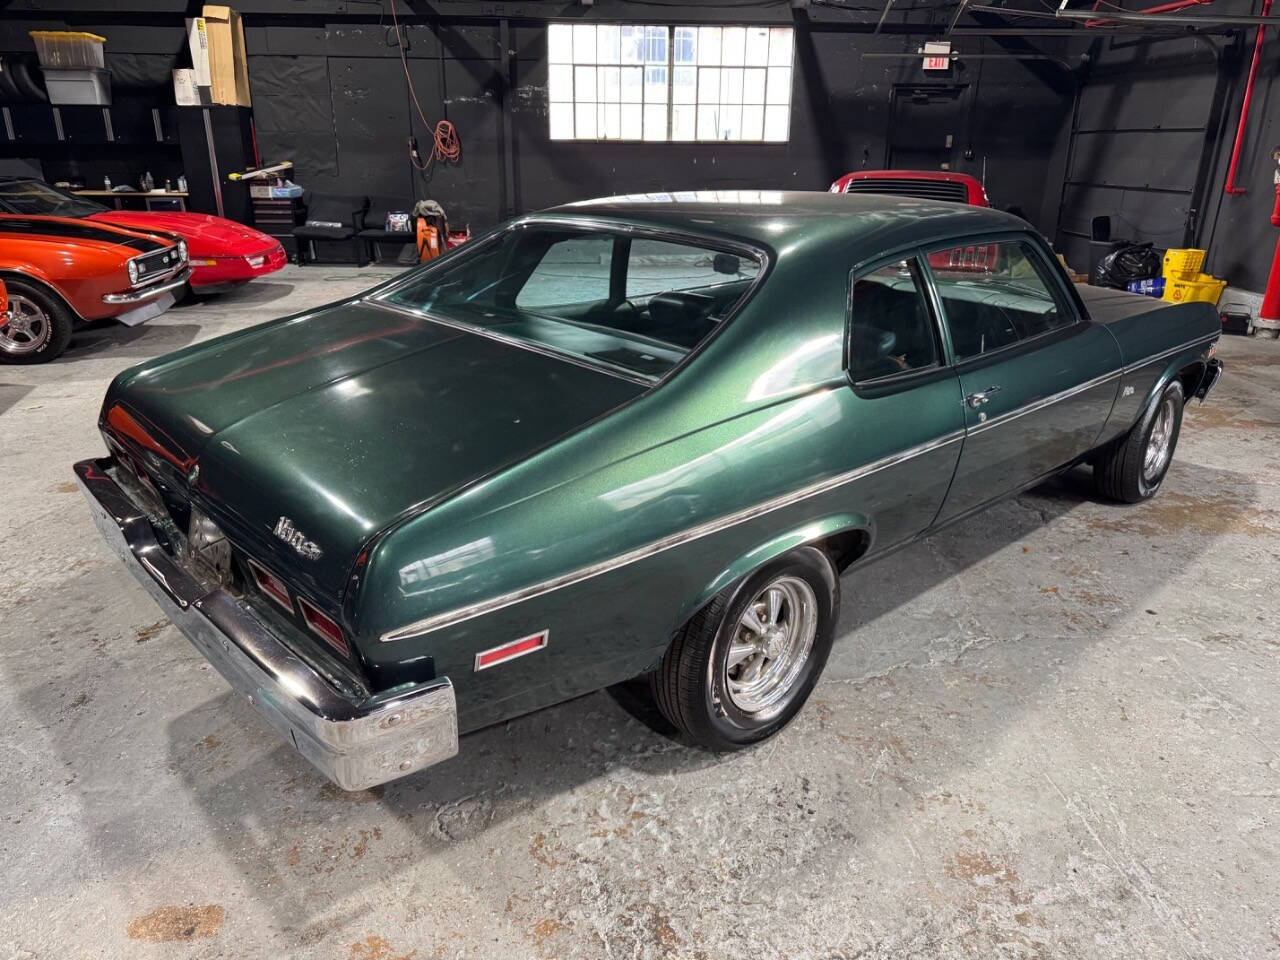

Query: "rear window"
<box><xmin>381</xmin><ymin>224</ymin><xmax>762</xmax><ymax>381</ymax></box>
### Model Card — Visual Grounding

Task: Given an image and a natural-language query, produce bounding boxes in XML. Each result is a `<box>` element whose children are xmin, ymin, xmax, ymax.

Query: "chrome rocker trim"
<box><xmin>74</xmin><ymin>457</ymin><xmax>458</xmax><ymax>791</ymax></box>
<box><xmin>102</xmin><ymin>267</ymin><xmax>193</xmax><ymax>304</ymax></box>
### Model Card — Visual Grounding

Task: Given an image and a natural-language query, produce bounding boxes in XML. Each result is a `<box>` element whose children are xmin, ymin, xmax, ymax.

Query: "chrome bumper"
<box><xmin>103</xmin><ymin>267</ymin><xmax>193</xmax><ymax>304</ymax></box>
<box><xmin>73</xmin><ymin>457</ymin><xmax>458</xmax><ymax>791</ymax></box>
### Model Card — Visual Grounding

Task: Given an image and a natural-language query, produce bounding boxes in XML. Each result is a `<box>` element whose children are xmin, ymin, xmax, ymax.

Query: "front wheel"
<box><xmin>0</xmin><ymin>279</ymin><xmax>73</xmax><ymax>364</ymax></box>
<box><xmin>650</xmin><ymin>546</ymin><xmax>839</xmax><ymax>750</ymax></box>
<box><xmin>1094</xmin><ymin>380</ymin><xmax>1184</xmax><ymax>503</ymax></box>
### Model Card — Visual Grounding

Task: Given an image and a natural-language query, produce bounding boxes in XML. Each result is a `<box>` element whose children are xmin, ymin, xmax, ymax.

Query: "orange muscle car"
<box><xmin>0</xmin><ymin>213</ymin><xmax>189</xmax><ymax>363</ymax></box>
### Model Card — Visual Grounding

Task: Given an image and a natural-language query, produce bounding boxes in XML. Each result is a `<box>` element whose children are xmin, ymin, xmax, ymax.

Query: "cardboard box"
<box><xmin>186</xmin><ymin>17</ymin><xmax>210</xmax><ymax>87</ymax></box>
<box><xmin>172</xmin><ymin>68</ymin><xmax>199</xmax><ymax>106</ymax></box>
<box><xmin>203</xmin><ymin>5</ymin><xmax>251</xmax><ymax>107</ymax></box>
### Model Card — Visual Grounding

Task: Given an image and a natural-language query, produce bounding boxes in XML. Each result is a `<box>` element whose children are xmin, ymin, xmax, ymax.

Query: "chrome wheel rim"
<box><xmin>1143</xmin><ymin>395</ymin><xmax>1176</xmax><ymax>483</ymax></box>
<box><xmin>0</xmin><ymin>295</ymin><xmax>51</xmax><ymax>356</ymax></box>
<box><xmin>724</xmin><ymin>575</ymin><xmax>818</xmax><ymax>718</ymax></box>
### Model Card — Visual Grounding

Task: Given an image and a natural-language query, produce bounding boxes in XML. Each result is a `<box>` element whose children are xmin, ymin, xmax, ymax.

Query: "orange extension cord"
<box><xmin>390</xmin><ymin>0</ymin><xmax>461</xmax><ymax>171</ymax></box>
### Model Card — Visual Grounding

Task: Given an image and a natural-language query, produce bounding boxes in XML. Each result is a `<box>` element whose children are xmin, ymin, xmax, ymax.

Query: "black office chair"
<box><xmin>293</xmin><ymin>192</ymin><xmax>369</xmax><ymax>265</ymax></box>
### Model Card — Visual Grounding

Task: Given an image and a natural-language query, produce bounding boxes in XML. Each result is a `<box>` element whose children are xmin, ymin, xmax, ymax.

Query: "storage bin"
<box><xmin>1162</xmin><ymin>247</ymin><xmax>1206</xmax><ymax>282</ymax></box>
<box><xmin>1163</xmin><ymin>272</ymin><xmax>1227</xmax><ymax>306</ymax></box>
<box><xmin>29</xmin><ymin>31</ymin><xmax>106</xmax><ymax>70</ymax></box>
<box><xmin>42</xmin><ymin>68</ymin><xmax>111</xmax><ymax>106</ymax></box>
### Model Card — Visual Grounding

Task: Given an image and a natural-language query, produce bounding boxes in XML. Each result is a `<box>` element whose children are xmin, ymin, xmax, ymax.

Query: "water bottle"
<box><xmin>1127</xmin><ymin>277</ymin><xmax>1165</xmax><ymax>298</ymax></box>
<box><xmin>103</xmin><ymin>175</ymin><xmax>111</xmax><ymax>190</ymax></box>
<box><xmin>143</xmin><ymin>171</ymin><xmax>155</xmax><ymax>191</ymax></box>
<box><xmin>177</xmin><ymin>175</ymin><xmax>187</xmax><ymax>193</ymax></box>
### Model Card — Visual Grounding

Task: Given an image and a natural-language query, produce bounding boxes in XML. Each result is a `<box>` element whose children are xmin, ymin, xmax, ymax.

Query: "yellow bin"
<box><xmin>1162</xmin><ymin>248</ymin><xmax>1206</xmax><ymax>282</ymax></box>
<box><xmin>1163</xmin><ymin>272</ymin><xmax>1227</xmax><ymax>305</ymax></box>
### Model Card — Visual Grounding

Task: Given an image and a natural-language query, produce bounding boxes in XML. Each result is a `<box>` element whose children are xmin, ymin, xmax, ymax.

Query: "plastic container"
<box><xmin>29</xmin><ymin>31</ymin><xmax>106</xmax><ymax>70</ymax></box>
<box><xmin>42</xmin><ymin>68</ymin><xmax>111</xmax><ymax>106</ymax></box>
<box><xmin>1163</xmin><ymin>272</ymin><xmax>1227</xmax><ymax>305</ymax></box>
<box><xmin>1162</xmin><ymin>248</ymin><xmax>1207</xmax><ymax>282</ymax></box>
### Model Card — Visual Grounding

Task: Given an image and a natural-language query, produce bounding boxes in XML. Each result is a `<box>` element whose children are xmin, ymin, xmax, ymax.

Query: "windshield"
<box><xmin>381</xmin><ymin>224</ymin><xmax>762</xmax><ymax>381</ymax></box>
<box><xmin>0</xmin><ymin>180</ymin><xmax>107</xmax><ymax>218</ymax></box>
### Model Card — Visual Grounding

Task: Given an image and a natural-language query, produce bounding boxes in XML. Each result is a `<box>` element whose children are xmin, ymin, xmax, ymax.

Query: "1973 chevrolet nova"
<box><xmin>75</xmin><ymin>192</ymin><xmax>1222</xmax><ymax>790</ymax></box>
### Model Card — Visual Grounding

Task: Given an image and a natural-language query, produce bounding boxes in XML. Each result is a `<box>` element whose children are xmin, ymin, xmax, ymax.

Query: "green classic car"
<box><xmin>75</xmin><ymin>192</ymin><xmax>1222</xmax><ymax>790</ymax></box>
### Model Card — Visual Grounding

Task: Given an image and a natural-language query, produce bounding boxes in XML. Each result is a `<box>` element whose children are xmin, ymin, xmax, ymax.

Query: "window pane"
<box><xmin>573</xmin><ymin>24</ymin><xmax>596</xmax><ymax>63</ymax></box>
<box><xmin>621</xmin><ymin>103</ymin><xmax>643</xmax><ymax>139</ymax></box>
<box><xmin>674</xmin><ymin>26</ymin><xmax>697</xmax><ymax>64</ymax></box>
<box><xmin>625</xmin><ymin>237</ymin><xmax>760</xmax><ymax>301</ymax></box>
<box><xmin>673</xmin><ymin>66</ymin><xmax>696</xmax><ymax>104</ymax></box>
<box><xmin>643</xmin><ymin>102</ymin><xmax>667</xmax><ymax>141</ymax></box>
<box><xmin>645</xmin><ymin>26</ymin><xmax>668</xmax><ymax>63</ymax></box>
<box><xmin>718</xmin><ymin>103</ymin><xmax>742</xmax><ymax>141</ymax></box>
<box><xmin>621</xmin><ymin>66</ymin><xmax>643</xmax><ymax>103</ymax></box>
<box><xmin>575</xmin><ymin>101</ymin><xmax>597</xmax><ymax>139</ymax></box>
<box><xmin>548</xmin><ymin>24</ymin><xmax>573</xmax><ymax>64</ymax></box>
<box><xmin>548</xmin><ymin>64</ymin><xmax>572</xmax><ymax>102</ymax></box>
<box><xmin>698</xmin><ymin>67</ymin><xmax>720</xmax><ymax>104</ymax></box>
<box><xmin>600</xmin><ymin>102</ymin><xmax>621</xmax><ymax>139</ymax></box>
<box><xmin>697</xmin><ymin>26</ymin><xmax>722</xmax><ymax>65</ymax></box>
<box><xmin>672</xmin><ymin>104</ymin><xmax>696</xmax><ymax>141</ymax></box>
<box><xmin>549</xmin><ymin>102</ymin><xmax>574</xmax><ymax>139</ymax></box>
<box><xmin>516</xmin><ymin>235</ymin><xmax>613</xmax><ymax>309</ymax></box>
<box><xmin>741</xmin><ymin>104</ymin><xmax>764</xmax><ymax>140</ymax></box>
<box><xmin>849</xmin><ymin>259</ymin><xmax>938</xmax><ymax>381</ymax></box>
<box><xmin>596</xmin><ymin>24</ymin><xmax>620</xmax><ymax>64</ymax></box>
<box><xmin>621</xmin><ymin>25</ymin><xmax>645</xmax><ymax>64</ymax></box>
<box><xmin>764</xmin><ymin>104</ymin><xmax>789</xmax><ymax>141</ymax></box>
<box><xmin>766</xmin><ymin>66</ymin><xmax>791</xmax><ymax>105</ymax></box>
<box><xmin>744</xmin><ymin>27</ymin><xmax>770</xmax><ymax>66</ymax></box>
<box><xmin>743</xmin><ymin>68</ymin><xmax>766</xmax><ymax>105</ymax></box>
<box><xmin>697</xmin><ymin>105</ymin><xmax>718</xmax><ymax>140</ymax></box>
<box><xmin>720</xmin><ymin>67</ymin><xmax>744</xmax><ymax>105</ymax></box>
<box><xmin>645</xmin><ymin>65</ymin><xmax>668</xmax><ymax>104</ymax></box>
<box><xmin>768</xmin><ymin>27</ymin><xmax>794</xmax><ymax>66</ymax></box>
<box><xmin>721</xmin><ymin>27</ymin><xmax>746</xmax><ymax>66</ymax></box>
<box><xmin>599</xmin><ymin>66</ymin><xmax>620</xmax><ymax>103</ymax></box>
<box><xmin>575</xmin><ymin>65</ymin><xmax>596</xmax><ymax>101</ymax></box>
<box><xmin>931</xmin><ymin>240</ymin><xmax>1071</xmax><ymax>361</ymax></box>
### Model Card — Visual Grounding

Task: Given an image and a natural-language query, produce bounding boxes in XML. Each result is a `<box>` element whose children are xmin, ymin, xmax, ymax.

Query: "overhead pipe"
<box><xmin>1084</xmin><ymin>0</ymin><xmax>1214</xmax><ymax>29</ymax></box>
<box><xmin>1225</xmin><ymin>0</ymin><xmax>1272</xmax><ymax>194</ymax></box>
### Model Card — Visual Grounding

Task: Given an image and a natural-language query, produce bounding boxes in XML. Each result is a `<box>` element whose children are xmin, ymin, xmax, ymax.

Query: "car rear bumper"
<box><xmin>73</xmin><ymin>456</ymin><xmax>459</xmax><ymax>791</ymax></box>
<box><xmin>189</xmin><ymin>244</ymin><xmax>287</xmax><ymax>286</ymax></box>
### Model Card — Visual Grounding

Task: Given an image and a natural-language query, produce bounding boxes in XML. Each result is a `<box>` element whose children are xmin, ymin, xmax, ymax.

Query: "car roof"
<box><xmin>536</xmin><ymin>190</ymin><xmax>1024</xmax><ymax>260</ymax></box>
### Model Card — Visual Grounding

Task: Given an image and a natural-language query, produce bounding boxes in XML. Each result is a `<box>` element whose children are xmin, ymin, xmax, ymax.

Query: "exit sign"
<box><xmin>923</xmin><ymin>42</ymin><xmax>951</xmax><ymax>70</ymax></box>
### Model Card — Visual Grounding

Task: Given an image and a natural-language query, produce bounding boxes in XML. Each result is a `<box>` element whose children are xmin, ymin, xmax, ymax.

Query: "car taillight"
<box><xmin>247</xmin><ymin>558</ymin><xmax>293</xmax><ymax>613</ymax></box>
<box><xmin>297</xmin><ymin>596</ymin><xmax>349</xmax><ymax>657</ymax></box>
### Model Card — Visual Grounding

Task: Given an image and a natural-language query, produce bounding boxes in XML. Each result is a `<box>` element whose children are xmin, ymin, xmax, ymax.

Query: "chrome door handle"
<box><xmin>964</xmin><ymin>385</ymin><xmax>1001</xmax><ymax>408</ymax></box>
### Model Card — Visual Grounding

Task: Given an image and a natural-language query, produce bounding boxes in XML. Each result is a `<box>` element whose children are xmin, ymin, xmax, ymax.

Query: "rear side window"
<box><xmin>515</xmin><ymin>235</ymin><xmax>613</xmax><ymax>309</ymax></box>
<box><xmin>929</xmin><ymin>239</ymin><xmax>1073</xmax><ymax>362</ymax></box>
<box><xmin>848</xmin><ymin>258</ymin><xmax>939</xmax><ymax>382</ymax></box>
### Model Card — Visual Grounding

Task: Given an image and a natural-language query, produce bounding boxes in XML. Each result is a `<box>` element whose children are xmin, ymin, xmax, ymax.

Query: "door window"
<box><xmin>929</xmin><ymin>239</ymin><xmax>1073</xmax><ymax>362</ymax></box>
<box><xmin>847</xmin><ymin>258</ymin><xmax>939</xmax><ymax>382</ymax></box>
<box><xmin>515</xmin><ymin>234</ymin><xmax>615</xmax><ymax>308</ymax></box>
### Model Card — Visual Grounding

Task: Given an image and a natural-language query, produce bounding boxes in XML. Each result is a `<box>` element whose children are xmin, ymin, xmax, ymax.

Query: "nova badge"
<box><xmin>273</xmin><ymin>516</ymin><xmax>323</xmax><ymax>560</ymax></box>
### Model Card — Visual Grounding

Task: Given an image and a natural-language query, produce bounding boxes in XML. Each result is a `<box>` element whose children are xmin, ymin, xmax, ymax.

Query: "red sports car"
<box><xmin>828</xmin><ymin>169</ymin><xmax>990</xmax><ymax>206</ymax></box>
<box><xmin>0</xmin><ymin>177</ymin><xmax>285</xmax><ymax>292</ymax></box>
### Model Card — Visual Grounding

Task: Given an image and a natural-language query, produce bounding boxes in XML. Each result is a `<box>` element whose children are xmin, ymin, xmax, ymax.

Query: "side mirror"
<box><xmin>712</xmin><ymin>253</ymin><xmax>740</xmax><ymax>276</ymax></box>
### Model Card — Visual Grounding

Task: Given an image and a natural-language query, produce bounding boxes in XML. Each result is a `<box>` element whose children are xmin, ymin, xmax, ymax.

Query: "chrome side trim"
<box><xmin>380</xmin><ymin>428</ymin><xmax>965</xmax><ymax>643</ymax></box>
<box><xmin>967</xmin><ymin>369</ymin><xmax>1121</xmax><ymax>437</ymax></box>
<box><xmin>1121</xmin><ymin>332</ymin><xmax>1219</xmax><ymax>373</ymax></box>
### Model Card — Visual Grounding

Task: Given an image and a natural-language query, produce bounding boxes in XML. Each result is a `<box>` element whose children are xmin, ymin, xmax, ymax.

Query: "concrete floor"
<box><xmin>2</xmin><ymin>265</ymin><xmax>1277</xmax><ymax>959</ymax></box>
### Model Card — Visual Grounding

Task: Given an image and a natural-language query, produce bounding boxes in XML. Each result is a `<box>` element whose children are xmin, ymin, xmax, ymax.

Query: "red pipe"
<box><xmin>1260</xmin><ymin>182</ymin><xmax>1280</xmax><ymax>321</ymax></box>
<box><xmin>1225</xmin><ymin>0</ymin><xmax>1272</xmax><ymax>195</ymax></box>
<box><xmin>1085</xmin><ymin>0</ymin><xmax>1212</xmax><ymax>29</ymax></box>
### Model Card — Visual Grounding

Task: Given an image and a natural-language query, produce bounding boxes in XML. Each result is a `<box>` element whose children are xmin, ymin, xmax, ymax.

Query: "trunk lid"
<box><xmin>108</xmin><ymin>301</ymin><xmax>646</xmax><ymax>597</ymax></box>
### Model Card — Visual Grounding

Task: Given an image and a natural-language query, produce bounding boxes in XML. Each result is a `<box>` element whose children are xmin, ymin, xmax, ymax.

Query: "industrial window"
<box><xmin>547</xmin><ymin>24</ymin><xmax>793</xmax><ymax>142</ymax></box>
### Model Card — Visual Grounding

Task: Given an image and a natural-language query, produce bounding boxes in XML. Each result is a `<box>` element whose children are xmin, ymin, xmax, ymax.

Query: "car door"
<box><xmin>926</xmin><ymin>234</ymin><xmax>1121</xmax><ymax>525</ymax></box>
<box><xmin>844</xmin><ymin>255</ymin><xmax>966</xmax><ymax>552</ymax></box>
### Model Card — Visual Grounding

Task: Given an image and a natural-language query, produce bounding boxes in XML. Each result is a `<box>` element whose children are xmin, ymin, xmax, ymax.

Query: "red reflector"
<box><xmin>247</xmin><ymin>558</ymin><xmax>293</xmax><ymax>613</ymax></box>
<box><xmin>474</xmin><ymin>630</ymin><xmax>548</xmax><ymax>671</ymax></box>
<box><xmin>298</xmin><ymin>596</ymin><xmax>350</xmax><ymax>658</ymax></box>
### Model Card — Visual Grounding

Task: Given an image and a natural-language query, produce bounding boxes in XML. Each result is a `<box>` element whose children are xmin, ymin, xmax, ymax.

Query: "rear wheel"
<box><xmin>650</xmin><ymin>547</ymin><xmax>839</xmax><ymax>750</ymax></box>
<box><xmin>1094</xmin><ymin>380</ymin><xmax>1184</xmax><ymax>503</ymax></box>
<box><xmin>0</xmin><ymin>279</ymin><xmax>73</xmax><ymax>364</ymax></box>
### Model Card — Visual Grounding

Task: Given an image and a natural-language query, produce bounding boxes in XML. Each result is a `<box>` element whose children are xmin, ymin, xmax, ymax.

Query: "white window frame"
<box><xmin>547</xmin><ymin>23</ymin><xmax>794</xmax><ymax>143</ymax></box>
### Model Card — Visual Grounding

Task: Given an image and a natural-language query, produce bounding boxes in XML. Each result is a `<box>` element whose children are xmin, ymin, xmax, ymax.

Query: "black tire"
<box><xmin>0</xmin><ymin>278</ymin><xmax>74</xmax><ymax>364</ymax></box>
<box><xmin>650</xmin><ymin>546</ymin><xmax>839</xmax><ymax>750</ymax></box>
<box><xmin>1094</xmin><ymin>379</ymin><xmax>1184</xmax><ymax>503</ymax></box>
